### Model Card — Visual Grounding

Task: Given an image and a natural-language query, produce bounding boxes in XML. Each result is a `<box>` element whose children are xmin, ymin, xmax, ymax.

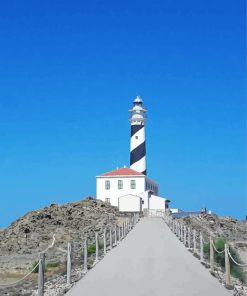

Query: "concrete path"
<box><xmin>66</xmin><ymin>218</ymin><xmax>231</xmax><ymax>296</ymax></box>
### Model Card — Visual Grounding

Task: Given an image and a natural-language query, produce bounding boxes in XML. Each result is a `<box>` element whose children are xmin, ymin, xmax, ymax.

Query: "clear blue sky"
<box><xmin>0</xmin><ymin>0</ymin><xmax>246</xmax><ymax>227</ymax></box>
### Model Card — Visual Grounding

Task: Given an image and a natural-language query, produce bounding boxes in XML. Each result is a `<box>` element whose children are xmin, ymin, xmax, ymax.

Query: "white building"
<box><xmin>118</xmin><ymin>194</ymin><xmax>142</xmax><ymax>212</ymax></box>
<box><xmin>96</xmin><ymin>166</ymin><xmax>170</xmax><ymax>212</ymax></box>
<box><xmin>96</xmin><ymin>167</ymin><xmax>159</xmax><ymax>207</ymax></box>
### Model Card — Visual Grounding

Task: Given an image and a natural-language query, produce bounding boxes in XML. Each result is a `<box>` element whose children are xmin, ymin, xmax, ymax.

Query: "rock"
<box><xmin>0</xmin><ymin>197</ymin><xmax>133</xmax><ymax>295</ymax></box>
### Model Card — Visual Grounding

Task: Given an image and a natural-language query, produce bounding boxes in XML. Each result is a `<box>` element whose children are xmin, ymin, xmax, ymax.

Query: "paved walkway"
<box><xmin>66</xmin><ymin>218</ymin><xmax>231</xmax><ymax>296</ymax></box>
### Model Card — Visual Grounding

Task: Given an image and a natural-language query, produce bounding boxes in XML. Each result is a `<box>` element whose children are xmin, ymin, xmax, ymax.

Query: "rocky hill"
<box><xmin>0</xmin><ymin>197</ymin><xmax>127</xmax><ymax>273</ymax></box>
<box><xmin>181</xmin><ymin>214</ymin><xmax>247</xmax><ymax>250</ymax></box>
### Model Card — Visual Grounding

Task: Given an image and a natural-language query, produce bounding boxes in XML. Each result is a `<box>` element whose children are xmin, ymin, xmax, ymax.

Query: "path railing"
<box><xmin>0</xmin><ymin>214</ymin><xmax>140</xmax><ymax>296</ymax></box>
<box><xmin>163</xmin><ymin>212</ymin><xmax>247</xmax><ymax>292</ymax></box>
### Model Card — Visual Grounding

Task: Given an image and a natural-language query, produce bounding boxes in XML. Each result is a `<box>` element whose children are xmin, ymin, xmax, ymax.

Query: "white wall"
<box><xmin>138</xmin><ymin>193</ymin><xmax>168</xmax><ymax>211</ymax></box>
<box><xmin>138</xmin><ymin>191</ymin><xmax>149</xmax><ymax>210</ymax></box>
<box><xmin>96</xmin><ymin>176</ymin><xmax>145</xmax><ymax>207</ymax></box>
<box><xmin>118</xmin><ymin>195</ymin><xmax>142</xmax><ymax>212</ymax></box>
<box><xmin>149</xmin><ymin>195</ymin><xmax>166</xmax><ymax>211</ymax></box>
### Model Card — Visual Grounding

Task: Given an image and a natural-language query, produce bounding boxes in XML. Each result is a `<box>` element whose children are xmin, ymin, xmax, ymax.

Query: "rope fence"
<box><xmin>0</xmin><ymin>213</ymin><xmax>140</xmax><ymax>296</ymax></box>
<box><xmin>164</xmin><ymin>212</ymin><xmax>247</xmax><ymax>290</ymax></box>
<box><xmin>0</xmin><ymin>260</ymin><xmax>41</xmax><ymax>287</ymax></box>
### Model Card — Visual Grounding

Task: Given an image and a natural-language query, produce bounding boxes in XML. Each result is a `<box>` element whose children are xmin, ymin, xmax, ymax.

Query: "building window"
<box><xmin>105</xmin><ymin>180</ymin><xmax>110</xmax><ymax>190</ymax></box>
<box><xmin>105</xmin><ymin>198</ymin><xmax>111</xmax><ymax>204</ymax></box>
<box><xmin>118</xmin><ymin>180</ymin><xmax>123</xmax><ymax>189</ymax></box>
<box><xmin>130</xmin><ymin>179</ymin><xmax>136</xmax><ymax>189</ymax></box>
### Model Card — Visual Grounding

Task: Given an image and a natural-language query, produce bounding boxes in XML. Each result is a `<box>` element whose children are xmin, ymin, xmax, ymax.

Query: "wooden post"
<box><xmin>110</xmin><ymin>227</ymin><xmax>113</xmax><ymax>249</ymax></box>
<box><xmin>103</xmin><ymin>229</ymin><xmax>107</xmax><ymax>255</ymax></box>
<box><xmin>184</xmin><ymin>226</ymin><xmax>187</xmax><ymax>246</ymax></box>
<box><xmin>84</xmin><ymin>237</ymin><xmax>88</xmax><ymax>273</ymax></box>
<box><xmin>200</xmin><ymin>232</ymin><xmax>204</xmax><ymax>262</ymax></box>
<box><xmin>180</xmin><ymin>224</ymin><xmax>183</xmax><ymax>241</ymax></box>
<box><xmin>118</xmin><ymin>225</ymin><xmax>121</xmax><ymax>242</ymax></box>
<box><xmin>95</xmin><ymin>232</ymin><xmax>99</xmax><ymax>264</ymax></box>
<box><xmin>114</xmin><ymin>226</ymin><xmax>117</xmax><ymax>246</ymax></box>
<box><xmin>225</xmin><ymin>244</ymin><xmax>232</xmax><ymax>288</ymax></box>
<box><xmin>38</xmin><ymin>253</ymin><xmax>45</xmax><ymax>296</ymax></box>
<box><xmin>193</xmin><ymin>229</ymin><xmax>196</xmax><ymax>254</ymax></box>
<box><xmin>188</xmin><ymin>227</ymin><xmax>191</xmax><ymax>248</ymax></box>
<box><xmin>210</xmin><ymin>237</ymin><xmax>214</xmax><ymax>273</ymax></box>
<box><xmin>67</xmin><ymin>242</ymin><xmax>71</xmax><ymax>285</ymax></box>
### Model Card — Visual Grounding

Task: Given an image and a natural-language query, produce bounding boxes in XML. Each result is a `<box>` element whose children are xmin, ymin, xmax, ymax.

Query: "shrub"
<box><xmin>46</xmin><ymin>261</ymin><xmax>60</xmax><ymax>268</ymax></box>
<box><xmin>31</xmin><ymin>260</ymin><xmax>39</xmax><ymax>273</ymax></box>
<box><xmin>87</xmin><ymin>244</ymin><xmax>96</xmax><ymax>255</ymax></box>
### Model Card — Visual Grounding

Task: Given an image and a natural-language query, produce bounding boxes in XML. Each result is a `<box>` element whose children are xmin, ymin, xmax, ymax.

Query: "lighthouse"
<box><xmin>129</xmin><ymin>96</ymin><xmax>147</xmax><ymax>175</ymax></box>
<box><xmin>96</xmin><ymin>95</ymin><xmax>170</xmax><ymax>212</ymax></box>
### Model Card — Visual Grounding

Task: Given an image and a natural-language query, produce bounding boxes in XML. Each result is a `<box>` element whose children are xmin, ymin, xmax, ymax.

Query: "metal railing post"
<box><xmin>38</xmin><ymin>253</ymin><xmax>45</xmax><ymax>296</ymax></box>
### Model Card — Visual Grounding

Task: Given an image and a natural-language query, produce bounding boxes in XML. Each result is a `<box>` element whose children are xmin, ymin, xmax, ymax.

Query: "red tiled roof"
<box><xmin>99</xmin><ymin>167</ymin><xmax>144</xmax><ymax>177</ymax></box>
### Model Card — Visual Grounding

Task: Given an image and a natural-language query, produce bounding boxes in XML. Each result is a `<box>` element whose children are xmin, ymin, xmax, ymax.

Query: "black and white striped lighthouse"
<box><xmin>129</xmin><ymin>96</ymin><xmax>147</xmax><ymax>175</ymax></box>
